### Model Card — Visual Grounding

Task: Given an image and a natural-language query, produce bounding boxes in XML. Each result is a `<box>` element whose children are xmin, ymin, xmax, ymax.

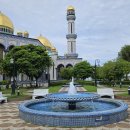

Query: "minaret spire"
<box><xmin>66</xmin><ymin>6</ymin><xmax>78</xmax><ymax>58</ymax></box>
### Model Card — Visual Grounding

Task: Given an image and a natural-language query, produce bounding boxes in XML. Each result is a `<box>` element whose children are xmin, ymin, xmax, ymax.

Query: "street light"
<box><xmin>10</xmin><ymin>58</ymin><xmax>16</xmax><ymax>95</ymax></box>
<box><xmin>45</xmin><ymin>67</ymin><xmax>50</xmax><ymax>87</ymax></box>
<box><xmin>94</xmin><ymin>59</ymin><xmax>100</xmax><ymax>87</ymax></box>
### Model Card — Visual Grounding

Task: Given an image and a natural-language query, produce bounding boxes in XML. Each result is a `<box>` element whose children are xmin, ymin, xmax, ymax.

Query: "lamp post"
<box><xmin>45</xmin><ymin>67</ymin><xmax>50</xmax><ymax>87</ymax></box>
<box><xmin>94</xmin><ymin>59</ymin><xmax>100</xmax><ymax>87</ymax></box>
<box><xmin>48</xmin><ymin>67</ymin><xmax>50</xmax><ymax>86</ymax></box>
<box><xmin>47</xmin><ymin>51</ymin><xmax>51</xmax><ymax>86</ymax></box>
<box><xmin>10</xmin><ymin>58</ymin><xmax>16</xmax><ymax>95</ymax></box>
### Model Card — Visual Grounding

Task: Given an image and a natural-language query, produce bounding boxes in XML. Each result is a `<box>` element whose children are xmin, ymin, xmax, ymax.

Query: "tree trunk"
<box><xmin>29</xmin><ymin>77</ymin><xmax>32</xmax><ymax>87</ymax></box>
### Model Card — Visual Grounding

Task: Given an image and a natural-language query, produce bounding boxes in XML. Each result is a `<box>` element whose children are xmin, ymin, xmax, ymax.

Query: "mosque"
<box><xmin>0</xmin><ymin>6</ymin><xmax>82</xmax><ymax>83</ymax></box>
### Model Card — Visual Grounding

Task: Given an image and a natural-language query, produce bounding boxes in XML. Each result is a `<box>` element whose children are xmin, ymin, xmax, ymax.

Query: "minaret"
<box><xmin>66</xmin><ymin>6</ymin><xmax>78</xmax><ymax>58</ymax></box>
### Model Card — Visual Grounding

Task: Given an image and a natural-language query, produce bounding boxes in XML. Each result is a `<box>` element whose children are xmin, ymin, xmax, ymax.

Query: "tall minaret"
<box><xmin>66</xmin><ymin>6</ymin><xmax>78</xmax><ymax>58</ymax></box>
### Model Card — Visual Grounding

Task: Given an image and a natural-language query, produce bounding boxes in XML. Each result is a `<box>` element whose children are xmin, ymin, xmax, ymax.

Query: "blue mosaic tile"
<box><xmin>18</xmin><ymin>98</ymin><xmax>128</xmax><ymax>127</ymax></box>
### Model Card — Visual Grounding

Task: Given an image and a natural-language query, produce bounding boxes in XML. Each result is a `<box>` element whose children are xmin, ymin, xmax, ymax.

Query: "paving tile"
<box><xmin>0</xmin><ymin>123</ymin><xmax>12</xmax><ymax>127</ymax></box>
<box><xmin>116</xmin><ymin>123</ymin><xmax>130</xmax><ymax>128</ymax></box>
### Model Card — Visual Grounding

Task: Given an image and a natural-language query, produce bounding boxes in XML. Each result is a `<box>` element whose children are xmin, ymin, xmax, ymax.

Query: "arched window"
<box><xmin>57</xmin><ymin>64</ymin><xmax>64</xmax><ymax>79</ymax></box>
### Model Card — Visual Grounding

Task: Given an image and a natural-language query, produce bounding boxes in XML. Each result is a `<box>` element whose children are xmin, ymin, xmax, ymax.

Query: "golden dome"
<box><xmin>37</xmin><ymin>35</ymin><xmax>52</xmax><ymax>49</ymax></box>
<box><xmin>51</xmin><ymin>46</ymin><xmax>57</xmax><ymax>52</ymax></box>
<box><xmin>0</xmin><ymin>11</ymin><xmax>14</xmax><ymax>30</ymax></box>
<box><xmin>67</xmin><ymin>6</ymin><xmax>75</xmax><ymax>11</ymax></box>
<box><xmin>24</xmin><ymin>31</ymin><xmax>29</xmax><ymax>34</ymax></box>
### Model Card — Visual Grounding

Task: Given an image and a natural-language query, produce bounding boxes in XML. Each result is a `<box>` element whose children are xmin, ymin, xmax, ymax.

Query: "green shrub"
<box><xmin>50</xmin><ymin>80</ymin><xmax>69</xmax><ymax>86</ymax></box>
<box><xmin>1</xmin><ymin>80</ymin><xmax>9</xmax><ymax>85</ymax></box>
<box><xmin>99</xmin><ymin>80</ymin><xmax>130</xmax><ymax>86</ymax></box>
<box><xmin>76</xmin><ymin>80</ymin><xmax>94</xmax><ymax>86</ymax></box>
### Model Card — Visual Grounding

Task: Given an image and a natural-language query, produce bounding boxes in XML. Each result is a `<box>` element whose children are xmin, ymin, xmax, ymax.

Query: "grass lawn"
<box><xmin>1</xmin><ymin>85</ymin><xmax>62</xmax><ymax>101</ymax></box>
<box><xmin>83</xmin><ymin>85</ymin><xmax>97</xmax><ymax>92</ymax></box>
<box><xmin>49</xmin><ymin>85</ymin><xmax>62</xmax><ymax>93</ymax></box>
<box><xmin>1</xmin><ymin>87</ymin><xmax>29</xmax><ymax>95</ymax></box>
<box><xmin>107</xmin><ymin>85</ymin><xmax>129</xmax><ymax>91</ymax></box>
<box><xmin>117</xmin><ymin>92</ymin><xmax>130</xmax><ymax>97</ymax></box>
<box><xmin>1</xmin><ymin>87</ymin><xmax>32</xmax><ymax>101</ymax></box>
<box><xmin>115</xmin><ymin>92</ymin><xmax>130</xmax><ymax>100</ymax></box>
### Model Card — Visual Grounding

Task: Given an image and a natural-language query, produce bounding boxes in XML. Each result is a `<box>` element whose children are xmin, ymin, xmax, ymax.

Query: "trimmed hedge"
<box><xmin>50</xmin><ymin>80</ymin><xmax>69</xmax><ymax>86</ymax></box>
<box><xmin>0</xmin><ymin>80</ymin><xmax>9</xmax><ymax>85</ymax></box>
<box><xmin>50</xmin><ymin>80</ymin><xmax>94</xmax><ymax>86</ymax></box>
<box><xmin>100</xmin><ymin>80</ymin><xmax>130</xmax><ymax>85</ymax></box>
<box><xmin>76</xmin><ymin>80</ymin><xmax>94</xmax><ymax>86</ymax></box>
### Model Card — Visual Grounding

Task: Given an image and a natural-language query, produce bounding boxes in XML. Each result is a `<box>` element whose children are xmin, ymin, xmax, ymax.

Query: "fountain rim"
<box><xmin>44</xmin><ymin>92</ymin><xmax>101</xmax><ymax>102</ymax></box>
<box><xmin>18</xmin><ymin>98</ymin><xmax>128</xmax><ymax>117</ymax></box>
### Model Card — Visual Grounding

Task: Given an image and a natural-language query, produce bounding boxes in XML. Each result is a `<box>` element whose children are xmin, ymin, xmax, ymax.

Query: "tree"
<box><xmin>102</xmin><ymin>60</ymin><xmax>116</xmax><ymax>82</ymax></box>
<box><xmin>93</xmin><ymin>66</ymin><xmax>104</xmax><ymax>80</ymax></box>
<box><xmin>60</xmin><ymin>67</ymin><xmax>73</xmax><ymax>80</ymax></box>
<box><xmin>117</xmin><ymin>59</ymin><xmax>130</xmax><ymax>80</ymax></box>
<box><xmin>2</xmin><ymin>44</ymin><xmax>52</xmax><ymax>87</ymax></box>
<box><xmin>119</xmin><ymin>45</ymin><xmax>130</xmax><ymax>62</ymax></box>
<box><xmin>102</xmin><ymin>59</ymin><xmax>130</xmax><ymax>83</ymax></box>
<box><xmin>73</xmin><ymin>61</ymin><xmax>92</xmax><ymax>80</ymax></box>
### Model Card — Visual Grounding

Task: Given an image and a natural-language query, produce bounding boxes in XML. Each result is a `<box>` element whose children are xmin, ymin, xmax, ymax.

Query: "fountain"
<box><xmin>68</xmin><ymin>77</ymin><xmax>77</xmax><ymax>95</ymax></box>
<box><xmin>19</xmin><ymin>78</ymin><xmax>128</xmax><ymax>127</ymax></box>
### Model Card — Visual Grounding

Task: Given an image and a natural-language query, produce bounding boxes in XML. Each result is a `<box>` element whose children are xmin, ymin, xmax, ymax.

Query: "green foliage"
<box><xmin>119</xmin><ymin>45</ymin><xmax>130</xmax><ymax>62</ymax></box>
<box><xmin>76</xmin><ymin>80</ymin><xmax>94</xmax><ymax>86</ymax></box>
<box><xmin>50</xmin><ymin>80</ymin><xmax>69</xmax><ymax>86</ymax></box>
<box><xmin>0</xmin><ymin>80</ymin><xmax>9</xmax><ymax>85</ymax></box>
<box><xmin>73</xmin><ymin>61</ymin><xmax>92</xmax><ymax>80</ymax></box>
<box><xmin>2</xmin><ymin>44</ymin><xmax>52</xmax><ymax>86</ymax></box>
<box><xmin>100</xmin><ymin>80</ymin><xmax>130</xmax><ymax>86</ymax></box>
<box><xmin>101</xmin><ymin>59</ymin><xmax>130</xmax><ymax>82</ymax></box>
<box><xmin>60</xmin><ymin>67</ymin><xmax>73</xmax><ymax>80</ymax></box>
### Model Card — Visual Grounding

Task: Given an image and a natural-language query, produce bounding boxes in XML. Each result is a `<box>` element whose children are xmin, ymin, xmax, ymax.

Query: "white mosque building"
<box><xmin>0</xmin><ymin>6</ymin><xmax>82</xmax><ymax>82</ymax></box>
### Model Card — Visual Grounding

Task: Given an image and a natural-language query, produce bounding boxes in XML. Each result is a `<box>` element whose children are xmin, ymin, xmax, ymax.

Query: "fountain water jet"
<box><xmin>68</xmin><ymin>77</ymin><xmax>77</xmax><ymax>95</ymax></box>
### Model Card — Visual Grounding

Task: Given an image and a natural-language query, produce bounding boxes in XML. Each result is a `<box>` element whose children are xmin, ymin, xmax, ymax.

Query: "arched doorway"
<box><xmin>66</xmin><ymin>64</ymin><xmax>73</xmax><ymax>68</ymax></box>
<box><xmin>0</xmin><ymin>44</ymin><xmax>5</xmax><ymax>60</ymax></box>
<box><xmin>57</xmin><ymin>64</ymin><xmax>64</xmax><ymax>79</ymax></box>
<box><xmin>7</xmin><ymin>45</ymin><xmax>15</xmax><ymax>51</ymax></box>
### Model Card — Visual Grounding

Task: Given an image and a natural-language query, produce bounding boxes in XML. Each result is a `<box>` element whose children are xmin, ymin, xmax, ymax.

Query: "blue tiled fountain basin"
<box><xmin>19</xmin><ymin>98</ymin><xmax>128</xmax><ymax>127</ymax></box>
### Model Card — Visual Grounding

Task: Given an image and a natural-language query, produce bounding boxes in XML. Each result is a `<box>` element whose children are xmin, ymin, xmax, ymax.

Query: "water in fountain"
<box><xmin>68</xmin><ymin>77</ymin><xmax>77</xmax><ymax>95</ymax></box>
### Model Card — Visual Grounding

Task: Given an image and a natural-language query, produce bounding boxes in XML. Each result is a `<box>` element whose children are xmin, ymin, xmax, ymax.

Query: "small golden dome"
<box><xmin>67</xmin><ymin>6</ymin><xmax>75</xmax><ymax>11</ymax></box>
<box><xmin>51</xmin><ymin>46</ymin><xmax>57</xmax><ymax>52</ymax></box>
<box><xmin>17</xmin><ymin>31</ymin><xmax>23</xmax><ymax>34</ymax></box>
<box><xmin>37</xmin><ymin>35</ymin><xmax>52</xmax><ymax>49</ymax></box>
<box><xmin>0</xmin><ymin>11</ymin><xmax>14</xmax><ymax>29</ymax></box>
<box><xmin>17</xmin><ymin>31</ymin><xmax>23</xmax><ymax>36</ymax></box>
<box><xmin>24</xmin><ymin>31</ymin><xmax>28</xmax><ymax>34</ymax></box>
<box><xmin>23</xmin><ymin>31</ymin><xmax>29</xmax><ymax>38</ymax></box>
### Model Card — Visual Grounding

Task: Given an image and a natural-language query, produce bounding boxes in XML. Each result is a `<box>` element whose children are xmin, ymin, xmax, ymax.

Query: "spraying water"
<box><xmin>68</xmin><ymin>77</ymin><xmax>77</xmax><ymax>95</ymax></box>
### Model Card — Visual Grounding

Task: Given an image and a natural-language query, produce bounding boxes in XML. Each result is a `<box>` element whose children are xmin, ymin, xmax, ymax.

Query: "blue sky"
<box><xmin>0</xmin><ymin>0</ymin><xmax>130</xmax><ymax>65</ymax></box>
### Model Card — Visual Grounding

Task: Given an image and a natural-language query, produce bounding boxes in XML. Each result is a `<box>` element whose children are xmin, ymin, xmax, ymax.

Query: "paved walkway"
<box><xmin>59</xmin><ymin>87</ymin><xmax>86</xmax><ymax>92</ymax></box>
<box><xmin>0</xmin><ymin>100</ymin><xmax>130</xmax><ymax>130</ymax></box>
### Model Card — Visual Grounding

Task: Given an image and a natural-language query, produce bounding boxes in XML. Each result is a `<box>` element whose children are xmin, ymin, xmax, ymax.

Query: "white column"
<box><xmin>3</xmin><ymin>51</ymin><xmax>5</xmax><ymax>59</ymax></box>
<box><xmin>72</xmin><ymin>22</ymin><xmax>75</xmax><ymax>33</ymax></box>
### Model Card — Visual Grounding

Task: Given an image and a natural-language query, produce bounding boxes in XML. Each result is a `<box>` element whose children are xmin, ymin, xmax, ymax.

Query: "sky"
<box><xmin>0</xmin><ymin>0</ymin><xmax>130</xmax><ymax>65</ymax></box>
